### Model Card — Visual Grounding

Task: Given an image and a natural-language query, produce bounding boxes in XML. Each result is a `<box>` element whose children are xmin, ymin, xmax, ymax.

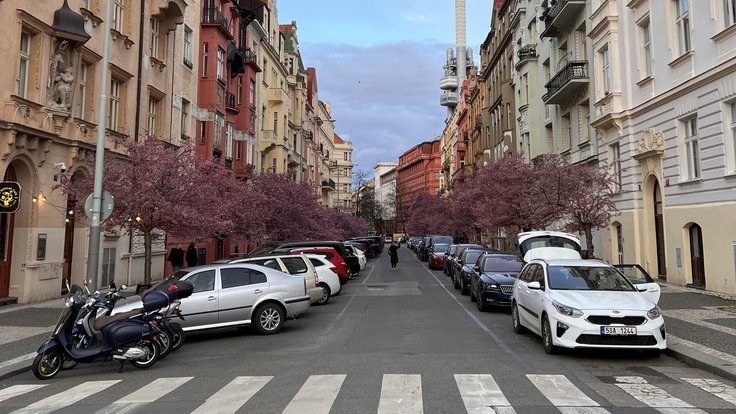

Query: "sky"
<box><xmin>277</xmin><ymin>0</ymin><xmax>493</xmax><ymax>179</ymax></box>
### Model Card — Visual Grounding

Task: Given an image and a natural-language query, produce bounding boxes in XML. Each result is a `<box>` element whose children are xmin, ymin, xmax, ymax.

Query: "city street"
<box><xmin>1</xmin><ymin>247</ymin><xmax>735</xmax><ymax>413</ymax></box>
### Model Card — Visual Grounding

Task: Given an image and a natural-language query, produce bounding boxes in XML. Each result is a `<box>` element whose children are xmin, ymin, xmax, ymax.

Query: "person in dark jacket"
<box><xmin>167</xmin><ymin>245</ymin><xmax>185</xmax><ymax>272</ymax></box>
<box><xmin>389</xmin><ymin>241</ymin><xmax>399</xmax><ymax>270</ymax></box>
<box><xmin>186</xmin><ymin>243</ymin><xmax>198</xmax><ymax>267</ymax></box>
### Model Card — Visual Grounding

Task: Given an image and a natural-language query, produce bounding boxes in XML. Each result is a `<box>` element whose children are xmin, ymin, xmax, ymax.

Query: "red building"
<box><xmin>396</xmin><ymin>140</ymin><xmax>442</xmax><ymax>228</ymax></box>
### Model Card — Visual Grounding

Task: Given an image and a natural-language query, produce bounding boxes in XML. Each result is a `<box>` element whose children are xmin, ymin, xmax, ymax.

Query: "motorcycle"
<box><xmin>31</xmin><ymin>282</ymin><xmax>171</xmax><ymax>380</ymax></box>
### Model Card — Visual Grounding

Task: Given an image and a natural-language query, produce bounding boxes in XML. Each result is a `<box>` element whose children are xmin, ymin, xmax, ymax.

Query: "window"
<box><xmin>281</xmin><ymin>257</ymin><xmax>308</xmax><ymax>274</ymax></box>
<box><xmin>600</xmin><ymin>46</ymin><xmax>612</xmax><ymax>95</ymax></box>
<box><xmin>77</xmin><ymin>63</ymin><xmax>88</xmax><ymax>118</ymax></box>
<box><xmin>202</xmin><ymin>42</ymin><xmax>208</xmax><ymax>77</ymax></box>
<box><xmin>250</xmin><ymin>271</ymin><xmax>267</xmax><ymax>284</ymax></box>
<box><xmin>181</xmin><ymin>99</ymin><xmax>190</xmax><ymax>138</ymax></box>
<box><xmin>220</xmin><ymin>268</ymin><xmax>256</xmax><ymax>288</ymax></box>
<box><xmin>108</xmin><ymin>79</ymin><xmax>120</xmax><ymax>130</ymax></box>
<box><xmin>17</xmin><ymin>31</ymin><xmax>31</xmax><ymax>98</ymax></box>
<box><xmin>188</xmin><ymin>270</ymin><xmax>215</xmax><ymax>293</ymax></box>
<box><xmin>726</xmin><ymin>101</ymin><xmax>736</xmax><ymax>173</ymax></box>
<box><xmin>150</xmin><ymin>18</ymin><xmax>160</xmax><ymax>58</ymax></box>
<box><xmin>216</xmin><ymin>47</ymin><xmax>225</xmax><ymax>81</ymax></box>
<box><xmin>225</xmin><ymin>122</ymin><xmax>233</xmax><ymax>159</ymax></box>
<box><xmin>214</xmin><ymin>112</ymin><xmax>224</xmax><ymax>151</ymax></box>
<box><xmin>235</xmin><ymin>140</ymin><xmax>242</xmax><ymax>160</ymax></box>
<box><xmin>561</xmin><ymin>113</ymin><xmax>571</xmax><ymax>151</ymax></box>
<box><xmin>579</xmin><ymin>103</ymin><xmax>590</xmax><ymax>143</ymax></box>
<box><xmin>273</xmin><ymin>111</ymin><xmax>278</xmax><ymax>133</ymax></box>
<box><xmin>249</xmin><ymin>79</ymin><xmax>256</xmax><ymax>105</ymax></box>
<box><xmin>112</xmin><ymin>0</ymin><xmax>124</xmax><ymax>32</ymax></box>
<box><xmin>726</xmin><ymin>0</ymin><xmax>736</xmax><ymax>28</ymax></box>
<box><xmin>682</xmin><ymin>116</ymin><xmax>700</xmax><ymax>179</ymax></box>
<box><xmin>200</xmin><ymin>120</ymin><xmax>207</xmax><ymax>144</ymax></box>
<box><xmin>246</xmin><ymin>134</ymin><xmax>254</xmax><ymax>164</ymax></box>
<box><xmin>344</xmin><ymin>152</ymin><xmax>348</xmax><ymax>161</ymax></box>
<box><xmin>101</xmin><ymin>248</ymin><xmax>116</xmax><ymax>287</ymax></box>
<box><xmin>675</xmin><ymin>0</ymin><xmax>691</xmax><ymax>54</ymax></box>
<box><xmin>640</xmin><ymin>19</ymin><xmax>652</xmax><ymax>77</ymax></box>
<box><xmin>183</xmin><ymin>26</ymin><xmax>193</xmax><ymax>68</ymax></box>
<box><xmin>611</xmin><ymin>143</ymin><xmax>622</xmax><ymax>191</ymax></box>
<box><xmin>147</xmin><ymin>96</ymin><xmax>159</xmax><ymax>136</ymax></box>
<box><xmin>237</xmin><ymin>76</ymin><xmax>243</xmax><ymax>104</ymax></box>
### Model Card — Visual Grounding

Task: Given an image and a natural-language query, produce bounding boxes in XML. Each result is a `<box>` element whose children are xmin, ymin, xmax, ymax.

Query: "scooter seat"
<box><xmin>93</xmin><ymin>308</ymin><xmax>145</xmax><ymax>331</ymax></box>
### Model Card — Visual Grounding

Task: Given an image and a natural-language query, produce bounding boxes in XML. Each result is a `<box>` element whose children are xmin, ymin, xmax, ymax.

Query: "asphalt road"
<box><xmin>1</xmin><ymin>247</ymin><xmax>735</xmax><ymax>413</ymax></box>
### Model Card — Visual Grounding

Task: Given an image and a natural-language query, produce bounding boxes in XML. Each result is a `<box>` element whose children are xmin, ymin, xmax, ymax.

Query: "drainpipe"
<box><xmin>133</xmin><ymin>0</ymin><xmax>146</xmax><ymax>143</ymax></box>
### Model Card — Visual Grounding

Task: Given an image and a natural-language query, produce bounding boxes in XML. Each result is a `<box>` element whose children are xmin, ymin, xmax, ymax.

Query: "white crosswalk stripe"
<box><xmin>377</xmin><ymin>374</ymin><xmax>423</xmax><ymax>414</ymax></box>
<box><xmin>614</xmin><ymin>376</ymin><xmax>708</xmax><ymax>414</ymax></box>
<box><xmin>0</xmin><ymin>385</ymin><xmax>47</xmax><ymax>404</ymax></box>
<box><xmin>191</xmin><ymin>376</ymin><xmax>272</xmax><ymax>414</ymax></box>
<box><xmin>454</xmin><ymin>374</ymin><xmax>516</xmax><ymax>414</ymax></box>
<box><xmin>283</xmin><ymin>374</ymin><xmax>346</xmax><ymax>414</ymax></box>
<box><xmin>94</xmin><ymin>377</ymin><xmax>193</xmax><ymax>414</ymax></box>
<box><xmin>681</xmin><ymin>378</ymin><xmax>736</xmax><ymax>405</ymax></box>
<box><xmin>10</xmin><ymin>380</ymin><xmax>120</xmax><ymax>414</ymax></box>
<box><xmin>527</xmin><ymin>374</ymin><xmax>610</xmax><ymax>414</ymax></box>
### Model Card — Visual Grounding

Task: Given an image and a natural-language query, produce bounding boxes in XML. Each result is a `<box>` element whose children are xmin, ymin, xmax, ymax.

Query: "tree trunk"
<box><xmin>584</xmin><ymin>224</ymin><xmax>594</xmax><ymax>259</ymax></box>
<box><xmin>143</xmin><ymin>229</ymin><xmax>152</xmax><ymax>285</ymax></box>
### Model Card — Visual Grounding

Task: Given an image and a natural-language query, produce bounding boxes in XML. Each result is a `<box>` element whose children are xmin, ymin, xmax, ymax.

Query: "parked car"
<box><xmin>512</xmin><ymin>257</ymin><xmax>666</xmax><ymax>355</ymax></box>
<box><xmin>428</xmin><ymin>243</ymin><xmax>449</xmax><ymax>270</ymax></box>
<box><xmin>408</xmin><ymin>237</ymin><xmax>422</xmax><ymax>252</ymax></box>
<box><xmin>384</xmin><ymin>235</ymin><xmax>393</xmax><ymax>243</ymax></box>
<box><xmin>452</xmin><ymin>248</ymin><xmax>491</xmax><ymax>295</ymax></box>
<box><xmin>348</xmin><ymin>238</ymin><xmax>381</xmax><ymax>258</ymax></box>
<box><xmin>289</xmin><ymin>247</ymin><xmax>350</xmax><ymax>284</ymax></box>
<box><xmin>226</xmin><ymin>254</ymin><xmax>323</xmax><ymax>304</ymax></box>
<box><xmin>113</xmin><ymin>263</ymin><xmax>310</xmax><ymax>335</ymax></box>
<box><xmin>345</xmin><ymin>241</ymin><xmax>372</xmax><ymax>259</ymax></box>
<box><xmin>304</xmin><ymin>254</ymin><xmax>342</xmax><ymax>305</ymax></box>
<box><xmin>443</xmin><ymin>244</ymin><xmax>458</xmax><ymax>275</ymax></box>
<box><xmin>469</xmin><ymin>253</ymin><xmax>524</xmax><ymax>311</ymax></box>
<box><xmin>614</xmin><ymin>264</ymin><xmax>661</xmax><ymax>304</ymax></box>
<box><xmin>447</xmin><ymin>244</ymin><xmax>485</xmax><ymax>279</ymax></box>
<box><xmin>344</xmin><ymin>245</ymin><xmax>367</xmax><ymax>270</ymax></box>
<box><xmin>418</xmin><ymin>236</ymin><xmax>432</xmax><ymax>261</ymax></box>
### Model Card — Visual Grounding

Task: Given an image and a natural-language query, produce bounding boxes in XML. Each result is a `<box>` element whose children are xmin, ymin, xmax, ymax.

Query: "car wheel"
<box><xmin>453</xmin><ymin>274</ymin><xmax>460</xmax><ymax>290</ymax></box>
<box><xmin>253</xmin><ymin>303</ymin><xmax>285</xmax><ymax>335</ymax></box>
<box><xmin>317</xmin><ymin>283</ymin><xmax>331</xmax><ymax>305</ymax></box>
<box><xmin>461</xmin><ymin>282</ymin><xmax>469</xmax><ymax>296</ymax></box>
<box><xmin>542</xmin><ymin>315</ymin><xmax>558</xmax><ymax>354</ymax></box>
<box><xmin>476</xmin><ymin>290</ymin><xmax>487</xmax><ymax>312</ymax></box>
<box><xmin>470</xmin><ymin>287</ymin><xmax>477</xmax><ymax>302</ymax></box>
<box><xmin>512</xmin><ymin>302</ymin><xmax>526</xmax><ymax>333</ymax></box>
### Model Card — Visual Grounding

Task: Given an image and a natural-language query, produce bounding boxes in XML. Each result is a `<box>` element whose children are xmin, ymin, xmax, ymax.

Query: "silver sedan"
<box><xmin>113</xmin><ymin>263</ymin><xmax>310</xmax><ymax>335</ymax></box>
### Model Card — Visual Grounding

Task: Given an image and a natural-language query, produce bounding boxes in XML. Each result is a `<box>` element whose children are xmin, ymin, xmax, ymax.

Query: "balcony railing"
<box><xmin>302</xmin><ymin>130</ymin><xmax>313</xmax><ymax>140</ymax></box>
<box><xmin>238</xmin><ymin>46</ymin><xmax>261</xmax><ymax>72</ymax></box>
<box><xmin>321</xmin><ymin>179</ymin><xmax>336</xmax><ymax>190</ymax></box>
<box><xmin>517</xmin><ymin>45</ymin><xmax>537</xmax><ymax>62</ymax></box>
<box><xmin>540</xmin><ymin>0</ymin><xmax>586</xmax><ymax>38</ymax></box>
<box><xmin>225</xmin><ymin>92</ymin><xmax>237</xmax><ymax>111</ymax></box>
<box><xmin>202</xmin><ymin>8</ymin><xmax>229</xmax><ymax>32</ymax></box>
<box><xmin>542</xmin><ymin>60</ymin><xmax>589</xmax><ymax>104</ymax></box>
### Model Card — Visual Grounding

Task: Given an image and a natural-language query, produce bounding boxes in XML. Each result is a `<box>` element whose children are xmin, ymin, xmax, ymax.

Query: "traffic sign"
<box><xmin>85</xmin><ymin>191</ymin><xmax>114</xmax><ymax>222</ymax></box>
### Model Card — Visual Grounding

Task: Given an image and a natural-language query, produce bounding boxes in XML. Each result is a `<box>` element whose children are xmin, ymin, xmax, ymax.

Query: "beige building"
<box><xmin>332</xmin><ymin>133</ymin><xmax>353</xmax><ymax>211</ymax></box>
<box><xmin>1</xmin><ymin>0</ymin><xmax>195</xmax><ymax>303</ymax></box>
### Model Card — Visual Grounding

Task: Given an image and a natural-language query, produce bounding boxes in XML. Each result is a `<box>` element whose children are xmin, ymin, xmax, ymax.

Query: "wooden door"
<box><xmin>689</xmin><ymin>224</ymin><xmax>705</xmax><ymax>288</ymax></box>
<box><xmin>62</xmin><ymin>197</ymin><xmax>75</xmax><ymax>292</ymax></box>
<box><xmin>0</xmin><ymin>165</ymin><xmax>16</xmax><ymax>297</ymax></box>
<box><xmin>653</xmin><ymin>181</ymin><xmax>667</xmax><ymax>278</ymax></box>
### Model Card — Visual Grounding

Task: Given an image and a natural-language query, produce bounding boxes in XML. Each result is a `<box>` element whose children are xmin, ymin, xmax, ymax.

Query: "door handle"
<box><xmin>254</xmin><ymin>289</ymin><xmax>262</xmax><ymax>294</ymax></box>
<box><xmin>207</xmin><ymin>296</ymin><xmax>216</xmax><ymax>301</ymax></box>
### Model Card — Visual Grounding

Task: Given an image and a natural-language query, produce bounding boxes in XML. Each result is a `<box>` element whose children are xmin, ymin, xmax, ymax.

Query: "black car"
<box><xmin>418</xmin><ymin>236</ymin><xmax>431</xmax><ymax>261</ymax></box>
<box><xmin>419</xmin><ymin>235</ymin><xmax>453</xmax><ymax>262</ymax></box>
<box><xmin>443</xmin><ymin>244</ymin><xmax>458</xmax><ymax>274</ymax></box>
<box><xmin>452</xmin><ymin>248</ymin><xmax>491</xmax><ymax>295</ymax></box>
<box><xmin>447</xmin><ymin>244</ymin><xmax>485</xmax><ymax>279</ymax></box>
<box><xmin>469</xmin><ymin>253</ymin><xmax>524</xmax><ymax>311</ymax></box>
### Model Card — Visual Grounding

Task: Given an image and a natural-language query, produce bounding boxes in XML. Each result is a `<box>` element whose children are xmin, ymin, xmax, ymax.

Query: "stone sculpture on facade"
<box><xmin>47</xmin><ymin>40</ymin><xmax>75</xmax><ymax>112</ymax></box>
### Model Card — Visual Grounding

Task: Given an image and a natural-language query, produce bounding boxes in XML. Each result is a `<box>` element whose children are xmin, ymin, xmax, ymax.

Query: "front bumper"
<box><xmin>429</xmin><ymin>256</ymin><xmax>444</xmax><ymax>268</ymax></box>
<box><xmin>478</xmin><ymin>290</ymin><xmax>512</xmax><ymax>306</ymax></box>
<box><xmin>549</xmin><ymin>312</ymin><xmax>667</xmax><ymax>350</ymax></box>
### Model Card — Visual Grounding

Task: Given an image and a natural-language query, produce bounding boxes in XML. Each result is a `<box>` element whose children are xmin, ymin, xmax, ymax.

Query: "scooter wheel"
<box><xmin>129</xmin><ymin>340</ymin><xmax>159</xmax><ymax>369</ymax></box>
<box><xmin>156</xmin><ymin>329</ymin><xmax>172</xmax><ymax>360</ymax></box>
<box><xmin>169</xmin><ymin>323</ymin><xmax>185</xmax><ymax>352</ymax></box>
<box><xmin>32</xmin><ymin>352</ymin><xmax>63</xmax><ymax>380</ymax></box>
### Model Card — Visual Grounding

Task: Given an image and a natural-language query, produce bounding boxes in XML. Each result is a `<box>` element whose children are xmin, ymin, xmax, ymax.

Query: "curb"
<box><xmin>665</xmin><ymin>343</ymin><xmax>736</xmax><ymax>383</ymax></box>
<box><xmin>0</xmin><ymin>357</ymin><xmax>34</xmax><ymax>381</ymax></box>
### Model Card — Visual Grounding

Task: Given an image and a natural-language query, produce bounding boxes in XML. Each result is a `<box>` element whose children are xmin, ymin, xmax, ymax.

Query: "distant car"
<box><xmin>344</xmin><ymin>245</ymin><xmax>367</xmax><ymax>270</ymax></box>
<box><xmin>289</xmin><ymin>247</ymin><xmax>350</xmax><ymax>284</ymax></box>
<box><xmin>448</xmin><ymin>244</ymin><xmax>485</xmax><ymax>279</ymax></box>
<box><xmin>453</xmin><ymin>248</ymin><xmax>491</xmax><ymax>295</ymax></box>
<box><xmin>384</xmin><ymin>236</ymin><xmax>393</xmax><ymax>243</ymax></box>
<box><xmin>443</xmin><ymin>244</ymin><xmax>458</xmax><ymax>275</ymax></box>
<box><xmin>113</xmin><ymin>264</ymin><xmax>310</xmax><ymax>335</ymax></box>
<box><xmin>470</xmin><ymin>253</ymin><xmax>524</xmax><ymax>311</ymax></box>
<box><xmin>614</xmin><ymin>264</ymin><xmax>661</xmax><ymax>304</ymax></box>
<box><xmin>428</xmin><ymin>243</ymin><xmax>449</xmax><ymax>269</ymax></box>
<box><xmin>304</xmin><ymin>254</ymin><xmax>342</xmax><ymax>305</ymax></box>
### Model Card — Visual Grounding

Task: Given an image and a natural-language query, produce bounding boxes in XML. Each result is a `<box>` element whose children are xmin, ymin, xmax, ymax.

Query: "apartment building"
<box><xmin>1</xmin><ymin>0</ymin><xmax>193</xmax><ymax>302</ymax></box>
<box><xmin>590</xmin><ymin>0</ymin><xmax>736</xmax><ymax>293</ymax></box>
<box><xmin>396</xmin><ymin>139</ymin><xmax>443</xmax><ymax>219</ymax></box>
<box><xmin>332</xmin><ymin>133</ymin><xmax>353</xmax><ymax>211</ymax></box>
<box><xmin>280</xmin><ymin>21</ymin><xmax>308</xmax><ymax>181</ymax></box>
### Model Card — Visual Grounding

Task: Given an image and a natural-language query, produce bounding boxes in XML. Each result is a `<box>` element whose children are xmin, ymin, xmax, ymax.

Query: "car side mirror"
<box><xmin>636</xmin><ymin>285</ymin><xmax>648</xmax><ymax>292</ymax></box>
<box><xmin>528</xmin><ymin>281</ymin><xmax>542</xmax><ymax>290</ymax></box>
<box><xmin>473</xmin><ymin>266</ymin><xmax>480</xmax><ymax>272</ymax></box>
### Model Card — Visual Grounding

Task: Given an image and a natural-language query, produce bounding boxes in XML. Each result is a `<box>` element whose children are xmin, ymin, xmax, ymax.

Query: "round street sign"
<box><xmin>84</xmin><ymin>191</ymin><xmax>114</xmax><ymax>222</ymax></box>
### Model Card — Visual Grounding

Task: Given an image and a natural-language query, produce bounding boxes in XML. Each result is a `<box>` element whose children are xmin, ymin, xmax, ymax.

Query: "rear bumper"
<box><xmin>307</xmin><ymin>287</ymin><xmax>322</xmax><ymax>304</ymax></box>
<box><xmin>285</xmin><ymin>297</ymin><xmax>310</xmax><ymax>317</ymax></box>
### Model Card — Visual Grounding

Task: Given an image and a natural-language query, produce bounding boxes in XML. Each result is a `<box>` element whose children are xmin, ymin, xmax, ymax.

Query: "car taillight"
<box><xmin>314</xmin><ymin>272</ymin><xmax>319</xmax><ymax>287</ymax></box>
<box><xmin>341</xmin><ymin>262</ymin><xmax>347</xmax><ymax>266</ymax></box>
<box><xmin>329</xmin><ymin>266</ymin><xmax>338</xmax><ymax>274</ymax></box>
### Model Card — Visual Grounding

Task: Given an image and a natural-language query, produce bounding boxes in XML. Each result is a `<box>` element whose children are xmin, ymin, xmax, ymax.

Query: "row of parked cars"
<box><xmin>414</xmin><ymin>231</ymin><xmax>666</xmax><ymax>355</ymax></box>
<box><xmin>114</xmin><ymin>238</ymin><xmax>385</xmax><ymax>337</ymax></box>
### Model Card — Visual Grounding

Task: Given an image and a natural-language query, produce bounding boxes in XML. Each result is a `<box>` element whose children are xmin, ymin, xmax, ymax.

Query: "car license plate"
<box><xmin>600</xmin><ymin>326</ymin><xmax>637</xmax><ymax>335</ymax></box>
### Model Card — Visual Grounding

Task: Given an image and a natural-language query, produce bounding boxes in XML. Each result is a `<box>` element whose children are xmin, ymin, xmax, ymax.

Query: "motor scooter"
<box><xmin>32</xmin><ymin>282</ymin><xmax>168</xmax><ymax>380</ymax></box>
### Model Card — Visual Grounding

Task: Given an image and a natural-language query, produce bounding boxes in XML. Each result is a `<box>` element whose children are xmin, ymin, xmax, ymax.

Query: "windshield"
<box><xmin>433</xmin><ymin>243</ymin><xmax>448</xmax><ymax>252</ymax></box>
<box><xmin>615</xmin><ymin>265</ymin><xmax>654</xmax><ymax>284</ymax></box>
<box><xmin>483</xmin><ymin>256</ymin><xmax>523</xmax><ymax>272</ymax></box>
<box><xmin>462</xmin><ymin>251</ymin><xmax>484</xmax><ymax>266</ymax></box>
<box><xmin>432</xmin><ymin>236</ymin><xmax>453</xmax><ymax>245</ymax></box>
<box><xmin>548</xmin><ymin>266</ymin><xmax>635</xmax><ymax>291</ymax></box>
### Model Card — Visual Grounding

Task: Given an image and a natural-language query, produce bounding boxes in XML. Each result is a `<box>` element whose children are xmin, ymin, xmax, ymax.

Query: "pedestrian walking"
<box><xmin>167</xmin><ymin>244</ymin><xmax>185</xmax><ymax>272</ymax></box>
<box><xmin>389</xmin><ymin>241</ymin><xmax>399</xmax><ymax>270</ymax></box>
<box><xmin>186</xmin><ymin>243</ymin><xmax>198</xmax><ymax>267</ymax></box>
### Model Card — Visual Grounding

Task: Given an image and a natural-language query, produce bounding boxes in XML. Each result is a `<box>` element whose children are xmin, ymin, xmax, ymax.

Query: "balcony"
<box><xmin>439</xmin><ymin>74</ymin><xmax>458</xmax><ymax>91</ymax></box>
<box><xmin>540</xmin><ymin>0</ymin><xmax>587</xmax><ymax>38</ymax></box>
<box><xmin>516</xmin><ymin>45</ymin><xmax>537</xmax><ymax>67</ymax></box>
<box><xmin>302</xmin><ymin>130</ymin><xmax>313</xmax><ymax>140</ymax></box>
<box><xmin>268</xmin><ymin>87</ymin><xmax>285</xmax><ymax>103</ymax></box>
<box><xmin>238</xmin><ymin>47</ymin><xmax>262</xmax><ymax>72</ymax></box>
<box><xmin>542</xmin><ymin>60</ymin><xmax>589</xmax><ymax>105</ymax></box>
<box><xmin>202</xmin><ymin>8</ymin><xmax>229</xmax><ymax>34</ymax></box>
<box><xmin>321</xmin><ymin>179</ymin><xmax>336</xmax><ymax>191</ymax></box>
<box><xmin>225</xmin><ymin>92</ymin><xmax>238</xmax><ymax>112</ymax></box>
<box><xmin>440</xmin><ymin>91</ymin><xmax>458</xmax><ymax>107</ymax></box>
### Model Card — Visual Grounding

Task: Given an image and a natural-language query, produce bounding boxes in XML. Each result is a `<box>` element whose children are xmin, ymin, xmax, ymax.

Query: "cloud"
<box><xmin>300</xmin><ymin>41</ymin><xmax>451</xmax><ymax>177</ymax></box>
<box><xmin>401</xmin><ymin>12</ymin><xmax>438</xmax><ymax>24</ymax></box>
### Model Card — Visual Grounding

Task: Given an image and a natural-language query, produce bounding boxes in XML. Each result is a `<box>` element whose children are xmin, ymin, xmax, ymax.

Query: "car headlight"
<box><xmin>647</xmin><ymin>305</ymin><xmax>661</xmax><ymax>319</ymax></box>
<box><xmin>552</xmin><ymin>300</ymin><xmax>583</xmax><ymax>318</ymax></box>
<box><xmin>481</xmin><ymin>282</ymin><xmax>498</xmax><ymax>290</ymax></box>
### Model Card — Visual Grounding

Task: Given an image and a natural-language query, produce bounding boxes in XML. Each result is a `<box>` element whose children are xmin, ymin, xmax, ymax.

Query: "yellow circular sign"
<box><xmin>0</xmin><ymin>181</ymin><xmax>21</xmax><ymax>213</ymax></box>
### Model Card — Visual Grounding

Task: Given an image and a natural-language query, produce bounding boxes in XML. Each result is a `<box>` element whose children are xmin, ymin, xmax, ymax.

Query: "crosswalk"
<box><xmin>1</xmin><ymin>372</ymin><xmax>735</xmax><ymax>413</ymax></box>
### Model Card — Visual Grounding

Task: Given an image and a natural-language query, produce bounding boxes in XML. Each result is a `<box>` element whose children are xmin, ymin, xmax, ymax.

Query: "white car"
<box><xmin>304</xmin><ymin>254</ymin><xmax>342</xmax><ymax>305</ymax></box>
<box><xmin>511</xmin><ymin>258</ymin><xmax>666</xmax><ymax>355</ymax></box>
<box><xmin>345</xmin><ymin>245</ymin><xmax>367</xmax><ymax>270</ymax></box>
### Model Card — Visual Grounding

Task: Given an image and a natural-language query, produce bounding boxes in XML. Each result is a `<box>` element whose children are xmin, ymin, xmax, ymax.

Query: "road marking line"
<box><xmin>10</xmin><ymin>380</ymin><xmax>120</xmax><ymax>414</ymax></box>
<box><xmin>614</xmin><ymin>376</ymin><xmax>708</xmax><ymax>413</ymax></box>
<box><xmin>282</xmin><ymin>374</ymin><xmax>346</xmax><ymax>414</ymax></box>
<box><xmin>454</xmin><ymin>374</ymin><xmax>516</xmax><ymax>413</ymax></box>
<box><xmin>528</xmin><ymin>374</ymin><xmax>601</xmax><ymax>408</ymax></box>
<box><xmin>0</xmin><ymin>352</ymin><xmax>37</xmax><ymax>370</ymax></box>
<box><xmin>377</xmin><ymin>374</ymin><xmax>423</xmax><ymax>414</ymax></box>
<box><xmin>681</xmin><ymin>378</ymin><xmax>736</xmax><ymax>406</ymax></box>
<box><xmin>0</xmin><ymin>385</ymin><xmax>47</xmax><ymax>403</ymax></box>
<box><xmin>94</xmin><ymin>377</ymin><xmax>193</xmax><ymax>414</ymax></box>
<box><xmin>191</xmin><ymin>376</ymin><xmax>272</xmax><ymax>414</ymax></box>
<box><xmin>361</xmin><ymin>259</ymin><xmax>378</xmax><ymax>285</ymax></box>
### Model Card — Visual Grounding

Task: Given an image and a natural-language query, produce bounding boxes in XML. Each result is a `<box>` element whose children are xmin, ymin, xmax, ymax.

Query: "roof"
<box><xmin>333</xmin><ymin>133</ymin><xmax>344</xmax><ymax>144</ymax></box>
<box><xmin>532</xmin><ymin>259</ymin><xmax>612</xmax><ymax>267</ymax></box>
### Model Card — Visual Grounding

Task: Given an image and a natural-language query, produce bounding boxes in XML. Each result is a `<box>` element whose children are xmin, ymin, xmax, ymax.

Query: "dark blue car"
<box><xmin>470</xmin><ymin>253</ymin><xmax>524</xmax><ymax>311</ymax></box>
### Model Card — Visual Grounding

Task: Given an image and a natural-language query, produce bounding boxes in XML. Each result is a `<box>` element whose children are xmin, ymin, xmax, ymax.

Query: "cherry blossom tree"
<box><xmin>316</xmin><ymin>207</ymin><xmax>368</xmax><ymax>240</ymax></box>
<box><xmin>405</xmin><ymin>192</ymin><xmax>448</xmax><ymax>235</ymax></box>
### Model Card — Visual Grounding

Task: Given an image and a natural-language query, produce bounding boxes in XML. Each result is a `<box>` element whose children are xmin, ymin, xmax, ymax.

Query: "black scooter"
<box><xmin>32</xmin><ymin>283</ymin><xmax>169</xmax><ymax>380</ymax></box>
